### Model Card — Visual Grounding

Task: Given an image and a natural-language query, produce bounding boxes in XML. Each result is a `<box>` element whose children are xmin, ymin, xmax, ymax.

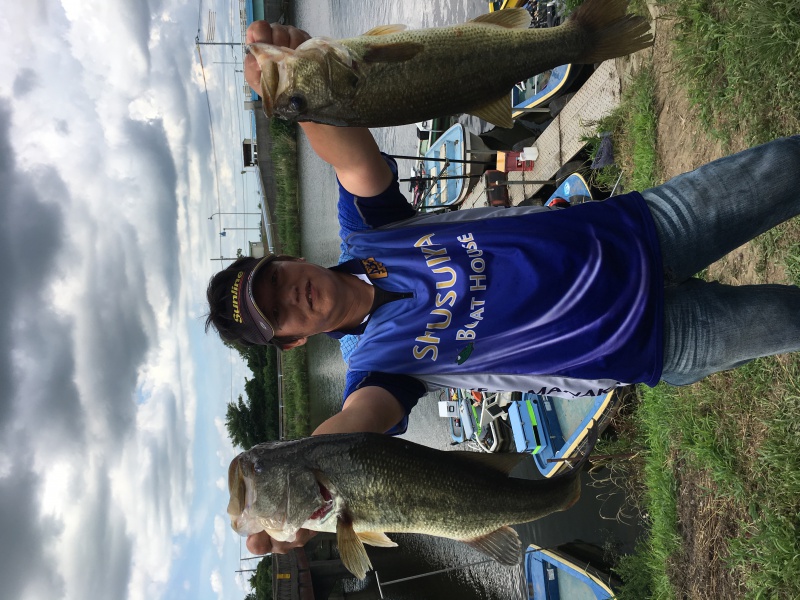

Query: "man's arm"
<box><xmin>244</xmin><ymin>22</ymin><xmax>393</xmax><ymax>198</ymax></box>
<box><xmin>242</xmin><ymin>20</ymin><xmax>404</xmax><ymax>556</ymax></box>
<box><xmin>313</xmin><ymin>386</ymin><xmax>407</xmax><ymax>435</ymax></box>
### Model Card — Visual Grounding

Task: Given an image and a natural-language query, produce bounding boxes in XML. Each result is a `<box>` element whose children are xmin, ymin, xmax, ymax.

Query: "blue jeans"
<box><xmin>641</xmin><ymin>135</ymin><xmax>800</xmax><ymax>385</ymax></box>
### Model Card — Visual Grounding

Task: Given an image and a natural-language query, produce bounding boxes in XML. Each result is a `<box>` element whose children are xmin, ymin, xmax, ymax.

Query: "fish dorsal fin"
<box><xmin>357</xmin><ymin>531</ymin><xmax>398</xmax><ymax>547</ymax></box>
<box><xmin>451</xmin><ymin>449</ymin><xmax>527</xmax><ymax>475</ymax></box>
<box><xmin>469</xmin><ymin>93</ymin><xmax>515</xmax><ymax>129</ymax></box>
<box><xmin>461</xmin><ymin>525</ymin><xmax>523</xmax><ymax>566</ymax></box>
<box><xmin>470</xmin><ymin>7</ymin><xmax>532</xmax><ymax>29</ymax></box>
<box><xmin>337</xmin><ymin>515</ymin><xmax>372</xmax><ymax>580</ymax></box>
<box><xmin>362</xmin><ymin>41</ymin><xmax>425</xmax><ymax>63</ymax></box>
<box><xmin>362</xmin><ymin>24</ymin><xmax>408</xmax><ymax>36</ymax></box>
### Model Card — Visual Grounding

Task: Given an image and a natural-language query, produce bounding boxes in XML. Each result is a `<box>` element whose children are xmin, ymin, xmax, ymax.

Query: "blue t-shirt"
<box><xmin>333</xmin><ymin>156</ymin><xmax>663</xmax><ymax>434</ymax></box>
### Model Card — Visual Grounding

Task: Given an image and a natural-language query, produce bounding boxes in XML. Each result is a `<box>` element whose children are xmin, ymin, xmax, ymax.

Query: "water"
<box><xmin>289</xmin><ymin>2</ymin><xmax>643</xmax><ymax>597</ymax></box>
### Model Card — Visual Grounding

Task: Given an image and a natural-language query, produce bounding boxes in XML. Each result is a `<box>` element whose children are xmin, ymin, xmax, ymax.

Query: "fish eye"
<box><xmin>288</xmin><ymin>94</ymin><xmax>307</xmax><ymax>114</ymax></box>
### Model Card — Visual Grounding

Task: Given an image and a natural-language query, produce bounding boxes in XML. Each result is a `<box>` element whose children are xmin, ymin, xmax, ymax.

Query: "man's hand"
<box><xmin>246</xmin><ymin>529</ymin><xmax>318</xmax><ymax>555</ymax></box>
<box><xmin>244</xmin><ymin>389</ymin><xmax>405</xmax><ymax>555</ymax></box>
<box><xmin>244</xmin><ymin>22</ymin><xmax>310</xmax><ymax>96</ymax></box>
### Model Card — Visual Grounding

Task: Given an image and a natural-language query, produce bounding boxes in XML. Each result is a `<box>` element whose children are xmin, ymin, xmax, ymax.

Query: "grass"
<box><xmin>597</xmin><ymin>356</ymin><xmax>800</xmax><ymax>599</ymax></box>
<box><xmin>587</xmin><ymin>1</ymin><xmax>800</xmax><ymax>594</ymax></box>
<box><xmin>269</xmin><ymin>119</ymin><xmax>303</xmax><ymax>257</ymax></box>
<box><xmin>584</xmin><ymin>66</ymin><xmax>660</xmax><ymax>192</ymax></box>
<box><xmin>636</xmin><ymin>360</ymin><xmax>800</xmax><ymax>599</ymax></box>
<box><xmin>268</xmin><ymin>118</ymin><xmax>312</xmax><ymax>438</ymax></box>
<box><xmin>597</xmin><ymin>173</ymin><xmax>800</xmax><ymax>599</ymax></box>
<box><xmin>664</xmin><ymin>0</ymin><xmax>800</xmax><ymax>146</ymax></box>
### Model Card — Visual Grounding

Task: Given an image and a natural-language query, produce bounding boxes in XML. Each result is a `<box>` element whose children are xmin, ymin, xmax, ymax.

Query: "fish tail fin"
<box><xmin>462</xmin><ymin>525</ymin><xmax>523</xmax><ymax>566</ymax></box>
<box><xmin>569</xmin><ymin>0</ymin><xmax>654</xmax><ymax>64</ymax></box>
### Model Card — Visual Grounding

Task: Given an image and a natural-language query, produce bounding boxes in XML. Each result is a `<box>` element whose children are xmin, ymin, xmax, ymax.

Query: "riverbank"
<box><xmin>588</xmin><ymin>1</ymin><xmax>800</xmax><ymax>597</ymax></box>
<box><xmin>267</xmin><ymin>118</ymin><xmax>311</xmax><ymax>438</ymax></box>
<box><xmin>254</xmin><ymin>0</ymin><xmax>800</xmax><ymax>594</ymax></box>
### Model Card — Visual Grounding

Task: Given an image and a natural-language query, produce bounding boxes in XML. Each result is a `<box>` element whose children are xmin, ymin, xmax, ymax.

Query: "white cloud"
<box><xmin>212</xmin><ymin>515</ymin><xmax>228</xmax><ymax>558</ymax></box>
<box><xmin>210</xmin><ymin>569</ymin><xmax>223</xmax><ymax>597</ymax></box>
<box><xmin>0</xmin><ymin>0</ymin><xmax>254</xmax><ymax>598</ymax></box>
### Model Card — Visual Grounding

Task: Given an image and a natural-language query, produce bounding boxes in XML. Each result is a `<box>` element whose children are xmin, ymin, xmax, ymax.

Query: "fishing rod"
<box><xmin>415</xmin><ymin>160</ymin><xmax>452</xmax><ymax>208</ymax></box>
<box><xmin>390</xmin><ymin>153</ymin><xmax>492</xmax><ymax>166</ymax></box>
<box><xmin>375</xmin><ymin>557</ymin><xmax>498</xmax><ymax>598</ymax></box>
<box><xmin>400</xmin><ymin>174</ymin><xmax>476</xmax><ymax>183</ymax></box>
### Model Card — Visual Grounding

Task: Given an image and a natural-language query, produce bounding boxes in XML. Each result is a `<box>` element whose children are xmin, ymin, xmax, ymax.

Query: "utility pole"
<box><xmin>209</xmin><ymin>211</ymin><xmax>260</xmax><ymax>220</ymax></box>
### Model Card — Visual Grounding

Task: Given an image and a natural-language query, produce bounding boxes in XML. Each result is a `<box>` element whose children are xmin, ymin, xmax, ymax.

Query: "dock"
<box><xmin>460</xmin><ymin>60</ymin><xmax>622</xmax><ymax>209</ymax></box>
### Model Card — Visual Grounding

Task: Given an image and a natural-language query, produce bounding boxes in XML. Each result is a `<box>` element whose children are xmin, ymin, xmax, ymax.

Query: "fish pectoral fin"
<box><xmin>337</xmin><ymin>515</ymin><xmax>373</xmax><ymax>580</ymax></box>
<box><xmin>461</xmin><ymin>526</ymin><xmax>522</xmax><ymax>566</ymax></box>
<box><xmin>356</xmin><ymin>531</ymin><xmax>398</xmax><ymax>548</ymax></box>
<box><xmin>470</xmin><ymin>7</ymin><xmax>532</xmax><ymax>29</ymax></box>
<box><xmin>362</xmin><ymin>24</ymin><xmax>408</xmax><ymax>36</ymax></box>
<box><xmin>469</xmin><ymin>95</ymin><xmax>514</xmax><ymax>129</ymax></box>
<box><xmin>362</xmin><ymin>42</ymin><xmax>425</xmax><ymax>64</ymax></box>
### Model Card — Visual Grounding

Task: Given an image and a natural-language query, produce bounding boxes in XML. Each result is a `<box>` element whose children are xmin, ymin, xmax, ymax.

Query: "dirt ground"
<box><xmin>631</xmin><ymin>4</ymin><xmax>785</xmax><ymax>287</ymax></box>
<box><xmin>617</xmin><ymin>4</ymin><xmax>743</xmax><ymax>178</ymax></box>
<box><xmin>615</xmin><ymin>7</ymin><xmax>781</xmax><ymax>598</ymax></box>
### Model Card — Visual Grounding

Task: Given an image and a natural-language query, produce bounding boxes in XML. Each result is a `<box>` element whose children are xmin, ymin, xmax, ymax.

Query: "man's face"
<box><xmin>252</xmin><ymin>259</ymin><xmax>350</xmax><ymax>340</ymax></box>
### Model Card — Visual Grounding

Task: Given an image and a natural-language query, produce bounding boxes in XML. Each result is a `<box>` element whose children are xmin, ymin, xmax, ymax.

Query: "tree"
<box><xmin>224</xmin><ymin>342</ymin><xmax>281</xmax><ymax>448</ymax></box>
<box><xmin>247</xmin><ymin>559</ymin><xmax>273</xmax><ymax>600</ymax></box>
<box><xmin>225</xmin><ymin>395</ymin><xmax>261</xmax><ymax>450</ymax></box>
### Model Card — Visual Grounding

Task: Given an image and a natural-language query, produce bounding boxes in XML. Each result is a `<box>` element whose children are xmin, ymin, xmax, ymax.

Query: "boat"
<box><xmin>438</xmin><ymin>388</ymin><xmax>511</xmax><ymax>451</ymax></box>
<box><xmin>414</xmin><ymin>117</ymin><xmax>451</xmax><ymax>157</ymax></box>
<box><xmin>507</xmin><ymin>390</ymin><xmax>617</xmax><ymax>477</ymax></box>
<box><xmin>506</xmin><ymin>174</ymin><xmax>617</xmax><ymax>477</ymax></box>
<box><xmin>522</xmin><ymin>543</ymin><xmax>618</xmax><ymax>599</ymax></box>
<box><xmin>413</xmin><ymin>123</ymin><xmax>493</xmax><ymax>212</ymax></box>
<box><xmin>545</xmin><ymin>172</ymin><xmax>592</xmax><ymax>207</ymax></box>
<box><xmin>511</xmin><ymin>63</ymin><xmax>578</xmax><ymax>120</ymax></box>
<box><xmin>487</xmin><ymin>0</ymin><xmax>586</xmax><ymax>122</ymax></box>
<box><xmin>488</xmin><ymin>0</ymin><xmax>529</xmax><ymax>12</ymax></box>
<box><xmin>471</xmin><ymin>390</ymin><xmax>514</xmax><ymax>452</ymax></box>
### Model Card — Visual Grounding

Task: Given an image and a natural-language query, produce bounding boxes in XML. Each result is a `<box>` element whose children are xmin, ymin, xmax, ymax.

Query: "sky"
<box><xmin>0</xmin><ymin>1</ymin><xmax>264</xmax><ymax>598</ymax></box>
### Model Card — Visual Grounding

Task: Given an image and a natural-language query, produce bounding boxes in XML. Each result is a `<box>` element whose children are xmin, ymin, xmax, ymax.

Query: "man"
<box><xmin>207</xmin><ymin>21</ymin><xmax>800</xmax><ymax>553</ymax></box>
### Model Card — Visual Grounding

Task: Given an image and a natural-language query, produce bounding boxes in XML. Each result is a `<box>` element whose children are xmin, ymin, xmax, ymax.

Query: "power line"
<box><xmin>194</xmin><ymin>41</ymin><xmax>225</xmax><ymax>263</ymax></box>
<box><xmin>196</xmin><ymin>0</ymin><xmax>203</xmax><ymax>39</ymax></box>
<box><xmin>196</xmin><ymin>4</ymin><xmax>261</xmax><ymax>265</ymax></box>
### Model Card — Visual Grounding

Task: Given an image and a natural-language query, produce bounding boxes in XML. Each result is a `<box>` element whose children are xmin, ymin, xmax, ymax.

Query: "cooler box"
<box><xmin>438</xmin><ymin>400</ymin><xmax>459</xmax><ymax>418</ymax></box>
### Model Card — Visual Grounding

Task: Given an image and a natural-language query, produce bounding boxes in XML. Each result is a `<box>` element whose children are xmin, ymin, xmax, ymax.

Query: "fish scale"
<box><xmin>327</xmin><ymin>436</ymin><xmax>579</xmax><ymax>538</ymax></box>
<box><xmin>249</xmin><ymin>0</ymin><xmax>653</xmax><ymax>128</ymax></box>
<box><xmin>338</xmin><ymin>24</ymin><xmax>584</xmax><ymax>125</ymax></box>
<box><xmin>228</xmin><ymin>432</ymin><xmax>588</xmax><ymax>579</ymax></box>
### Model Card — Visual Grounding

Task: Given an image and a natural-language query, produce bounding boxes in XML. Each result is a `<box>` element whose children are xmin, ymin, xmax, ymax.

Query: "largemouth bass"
<box><xmin>227</xmin><ymin>432</ymin><xmax>585</xmax><ymax>579</ymax></box>
<box><xmin>248</xmin><ymin>0</ymin><xmax>653</xmax><ymax>128</ymax></box>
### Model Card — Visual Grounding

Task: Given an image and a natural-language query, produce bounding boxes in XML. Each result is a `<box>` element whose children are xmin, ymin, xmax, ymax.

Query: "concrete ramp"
<box><xmin>461</xmin><ymin>60</ymin><xmax>622</xmax><ymax>209</ymax></box>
